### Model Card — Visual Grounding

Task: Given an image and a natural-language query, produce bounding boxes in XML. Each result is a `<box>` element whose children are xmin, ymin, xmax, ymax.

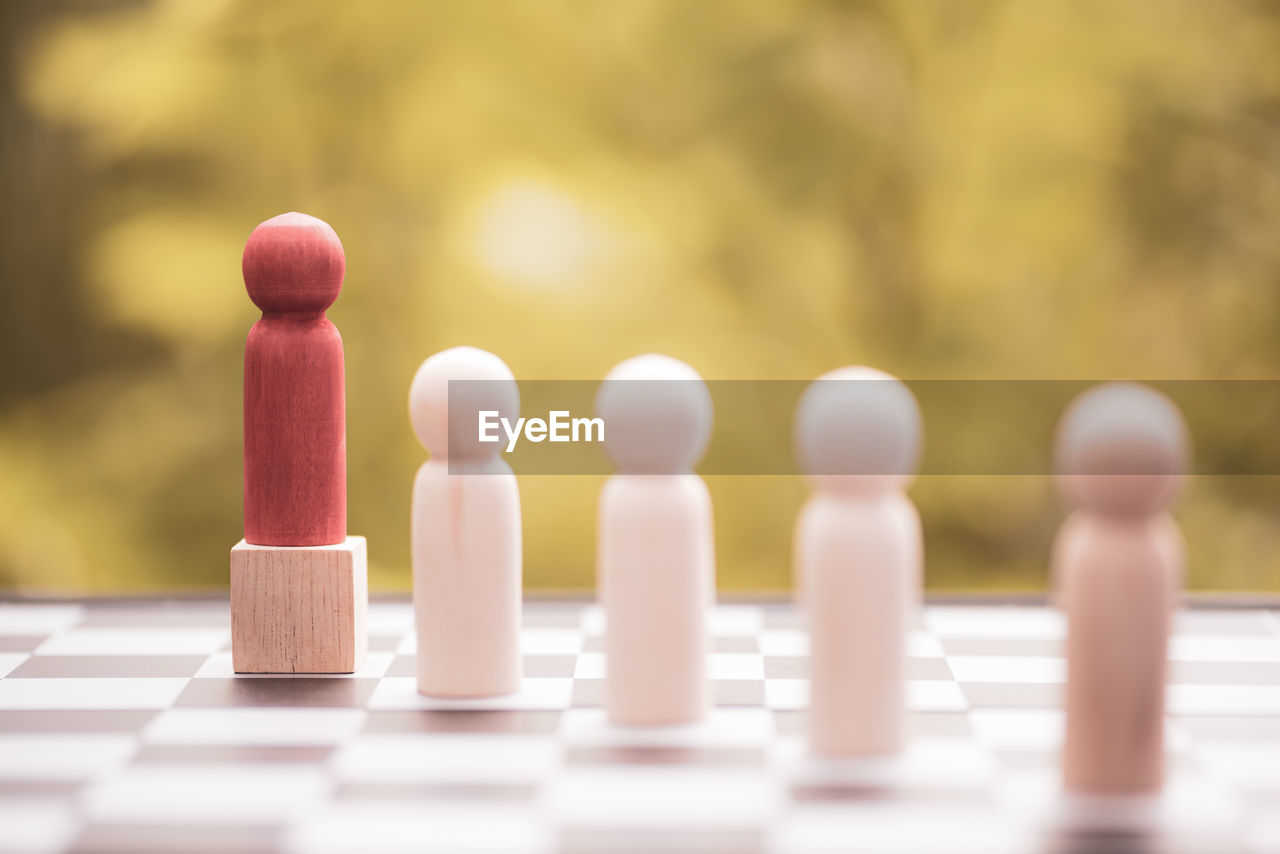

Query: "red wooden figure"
<box><xmin>242</xmin><ymin>212</ymin><xmax>347</xmax><ymax>546</ymax></box>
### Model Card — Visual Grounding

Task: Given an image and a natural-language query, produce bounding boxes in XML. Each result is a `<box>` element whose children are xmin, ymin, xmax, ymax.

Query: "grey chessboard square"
<box><xmin>764</xmin><ymin>656</ymin><xmax>807</xmax><ymax>679</ymax></box>
<box><xmin>524</xmin><ymin>654</ymin><xmax>579</xmax><ymax>677</ymax></box>
<box><xmin>941</xmin><ymin>638</ymin><xmax>1064</xmax><ymax>657</ymax></box>
<box><xmin>1169</xmin><ymin>660</ymin><xmax>1280</xmax><ymax>685</ymax></box>
<box><xmin>362</xmin><ymin>710</ymin><xmax>563</xmax><ymax>734</ymax></box>
<box><xmin>561</xmin><ymin>827</ymin><xmax>764</xmax><ymax>854</ymax></box>
<box><xmin>1175</xmin><ymin>610</ymin><xmax>1280</xmax><ymax>636</ymax></box>
<box><xmin>10</xmin><ymin>656</ymin><xmax>208</xmax><ymax>679</ymax></box>
<box><xmin>582</xmin><ymin>637</ymin><xmax>605</xmax><ymax>653</ymax></box>
<box><xmin>521</xmin><ymin>603</ymin><xmax>589</xmax><ymax>628</ymax></box>
<box><xmin>762</xmin><ymin>609</ymin><xmax>803</xmax><ymax>629</ymax></box>
<box><xmin>175</xmin><ymin>678</ymin><xmax>378</xmax><ymax>708</ymax></box>
<box><xmin>712</xmin><ymin>637</ymin><xmax>760</xmax><ymax>653</ymax></box>
<box><xmin>385</xmin><ymin>656</ymin><xmax>415</xmax><ymax>678</ymax></box>
<box><xmin>962</xmin><ymin>683</ymin><xmax>1062</xmax><ymax>708</ymax></box>
<box><xmin>1176</xmin><ymin>715</ymin><xmax>1280</xmax><ymax>740</ymax></box>
<box><xmin>566</xmin><ymin>746</ymin><xmax>767</xmax><ymax>766</ymax></box>
<box><xmin>133</xmin><ymin>745</ymin><xmax>334</xmax><ymax>764</ymax></box>
<box><xmin>70</xmin><ymin>823</ymin><xmax>280</xmax><ymax>854</ymax></box>
<box><xmin>366</xmin><ymin>635</ymin><xmax>402</xmax><ymax>652</ymax></box>
<box><xmin>0</xmin><ymin>710</ymin><xmax>157</xmax><ymax>732</ymax></box>
<box><xmin>910</xmin><ymin>658</ymin><xmax>957</xmax><ymax>680</ymax></box>
<box><xmin>909</xmin><ymin>712</ymin><xmax>974</xmax><ymax>737</ymax></box>
<box><xmin>572</xmin><ymin>678</ymin><xmax>604</xmax><ymax>707</ymax></box>
<box><xmin>0</xmin><ymin>780</ymin><xmax>84</xmax><ymax>797</ymax></box>
<box><xmin>0</xmin><ymin>636</ymin><xmax>46</xmax><ymax>652</ymax></box>
<box><xmin>713</xmin><ymin>680</ymin><xmax>765</xmax><ymax>707</ymax></box>
<box><xmin>772</xmin><ymin>710</ymin><xmax>804</xmax><ymax>735</ymax></box>
<box><xmin>78</xmin><ymin>604</ymin><xmax>230</xmax><ymax>628</ymax></box>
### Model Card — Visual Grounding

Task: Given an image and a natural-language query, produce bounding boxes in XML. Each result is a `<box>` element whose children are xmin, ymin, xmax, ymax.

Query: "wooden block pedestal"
<box><xmin>230</xmin><ymin>536</ymin><xmax>368</xmax><ymax>673</ymax></box>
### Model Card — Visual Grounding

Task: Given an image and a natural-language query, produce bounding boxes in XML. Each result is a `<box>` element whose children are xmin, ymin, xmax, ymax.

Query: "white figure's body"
<box><xmin>409</xmin><ymin>347</ymin><xmax>522</xmax><ymax>698</ymax></box>
<box><xmin>1054</xmin><ymin>383</ymin><xmax>1188</xmax><ymax>794</ymax></box>
<box><xmin>795</xmin><ymin>367</ymin><xmax>923</xmax><ymax>757</ymax></box>
<box><xmin>596</xmin><ymin>355</ymin><xmax>714</xmax><ymax>726</ymax></box>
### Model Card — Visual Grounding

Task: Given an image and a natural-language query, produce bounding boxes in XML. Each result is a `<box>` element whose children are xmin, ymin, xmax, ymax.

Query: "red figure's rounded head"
<box><xmin>242</xmin><ymin>212</ymin><xmax>345</xmax><ymax>313</ymax></box>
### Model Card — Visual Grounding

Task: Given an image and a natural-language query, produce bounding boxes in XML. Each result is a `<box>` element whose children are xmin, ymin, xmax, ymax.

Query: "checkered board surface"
<box><xmin>1</xmin><ymin>599</ymin><xmax>1278</xmax><ymax>854</ymax></box>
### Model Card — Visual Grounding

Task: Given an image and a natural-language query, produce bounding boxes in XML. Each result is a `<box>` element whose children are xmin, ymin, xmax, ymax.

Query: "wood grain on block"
<box><xmin>242</xmin><ymin>212</ymin><xmax>347</xmax><ymax>547</ymax></box>
<box><xmin>230</xmin><ymin>537</ymin><xmax>368</xmax><ymax>673</ymax></box>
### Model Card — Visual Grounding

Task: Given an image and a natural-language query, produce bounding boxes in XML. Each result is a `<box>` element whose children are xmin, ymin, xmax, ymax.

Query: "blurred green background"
<box><xmin>2</xmin><ymin>0</ymin><xmax>1279</xmax><ymax>594</ymax></box>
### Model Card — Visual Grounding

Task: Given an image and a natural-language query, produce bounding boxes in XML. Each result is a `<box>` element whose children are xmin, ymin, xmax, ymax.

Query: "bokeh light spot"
<box><xmin>471</xmin><ymin>180</ymin><xmax>603</xmax><ymax>288</ymax></box>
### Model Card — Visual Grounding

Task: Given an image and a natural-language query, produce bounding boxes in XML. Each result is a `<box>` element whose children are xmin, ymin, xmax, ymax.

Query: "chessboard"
<box><xmin>1</xmin><ymin>598</ymin><xmax>1278</xmax><ymax>854</ymax></box>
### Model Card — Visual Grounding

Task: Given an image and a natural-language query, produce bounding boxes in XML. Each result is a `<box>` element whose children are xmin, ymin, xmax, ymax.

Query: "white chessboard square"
<box><xmin>364</xmin><ymin>601</ymin><xmax>415</xmax><ymax>635</ymax></box>
<box><xmin>924</xmin><ymin>607</ymin><xmax>1065</xmax><ymax>640</ymax></box>
<box><xmin>395</xmin><ymin>631</ymin><xmax>418</xmax><ymax>655</ymax></box>
<box><xmin>0</xmin><ymin>603</ymin><xmax>83</xmax><ymax>636</ymax></box>
<box><xmin>0</xmin><ymin>798</ymin><xmax>79</xmax><ymax>854</ymax></box>
<box><xmin>771</xmin><ymin>802</ymin><xmax>1030</xmax><ymax>854</ymax></box>
<box><xmin>580</xmin><ymin>605</ymin><xmax>605</xmax><ymax>636</ymax></box>
<box><xmin>995</xmin><ymin>768</ymin><xmax>1239</xmax><ymax>841</ymax></box>
<box><xmin>144</xmin><ymin>707</ymin><xmax>366</xmax><ymax>746</ymax></box>
<box><xmin>764</xmin><ymin>678</ymin><xmax>807</xmax><ymax>711</ymax></box>
<box><xmin>969</xmin><ymin>708</ymin><xmax>1063</xmax><ymax>752</ymax></box>
<box><xmin>710</xmin><ymin>605</ymin><xmax>765</xmax><ymax>636</ymax></box>
<box><xmin>34</xmin><ymin>627</ymin><xmax>229</xmax><ymax>657</ymax></box>
<box><xmin>283</xmin><ymin>801</ymin><xmax>552</xmax><ymax>854</ymax></box>
<box><xmin>548</xmin><ymin>766</ymin><xmax>781</xmax><ymax>829</ymax></box>
<box><xmin>760</xmin><ymin>630</ymin><xmax>943</xmax><ymax>658</ymax></box>
<box><xmin>1168</xmin><ymin>683</ymin><xmax>1280</xmax><ymax>716</ymax></box>
<box><xmin>1170</xmin><ymin>635</ymin><xmax>1280</xmax><ymax>663</ymax></box>
<box><xmin>0</xmin><ymin>677</ymin><xmax>190</xmax><ymax>710</ymax></box>
<box><xmin>573</xmin><ymin>652</ymin><xmax>605</xmax><ymax>679</ymax></box>
<box><xmin>520</xmin><ymin>628</ymin><xmax>585</xmax><ymax>655</ymax></box>
<box><xmin>1197</xmin><ymin>742</ymin><xmax>1280</xmax><ymax>793</ymax></box>
<box><xmin>909</xmin><ymin>631</ymin><xmax>946</xmax><ymax>658</ymax></box>
<box><xmin>333</xmin><ymin>734</ymin><xmax>561</xmax><ymax>785</ymax></box>
<box><xmin>368</xmin><ymin>677</ymin><xmax>573</xmax><ymax>711</ymax></box>
<box><xmin>710</xmin><ymin>653</ymin><xmax>765</xmax><ymax>680</ymax></box>
<box><xmin>946</xmin><ymin>656</ymin><xmax>1065</xmax><ymax>684</ymax></box>
<box><xmin>910</xmin><ymin>680</ymin><xmax>970</xmax><ymax>712</ymax></box>
<box><xmin>82</xmin><ymin>764</ymin><xmax>332</xmax><ymax>824</ymax></box>
<box><xmin>0</xmin><ymin>734</ymin><xmax>138</xmax><ymax>781</ymax></box>
<box><xmin>759</xmin><ymin>630</ymin><xmax>807</xmax><ymax>657</ymax></box>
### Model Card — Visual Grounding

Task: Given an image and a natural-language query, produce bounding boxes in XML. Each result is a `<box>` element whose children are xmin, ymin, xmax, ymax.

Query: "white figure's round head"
<box><xmin>595</xmin><ymin>355</ymin><xmax>712</xmax><ymax>474</ymax></box>
<box><xmin>409</xmin><ymin>346</ymin><xmax>519</xmax><ymax>462</ymax></box>
<box><xmin>1055</xmin><ymin>382</ymin><xmax>1189</xmax><ymax>518</ymax></box>
<box><xmin>795</xmin><ymin>366</ymin><xmax>922</xmax><ymax>497</ymax></box>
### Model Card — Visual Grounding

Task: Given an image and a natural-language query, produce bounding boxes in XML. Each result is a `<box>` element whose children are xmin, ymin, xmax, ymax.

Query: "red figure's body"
<box><xmin>242</xmin><ymin>213</ymin><xmax>347</xmax><ymax>547</ymax></box>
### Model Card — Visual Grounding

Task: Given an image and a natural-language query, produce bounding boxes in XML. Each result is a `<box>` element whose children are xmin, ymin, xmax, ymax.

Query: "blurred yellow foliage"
<box><xmin>1</xmin><ymin>0</ymin><xmax>1279</xmax><ymax>593</ymax></box>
